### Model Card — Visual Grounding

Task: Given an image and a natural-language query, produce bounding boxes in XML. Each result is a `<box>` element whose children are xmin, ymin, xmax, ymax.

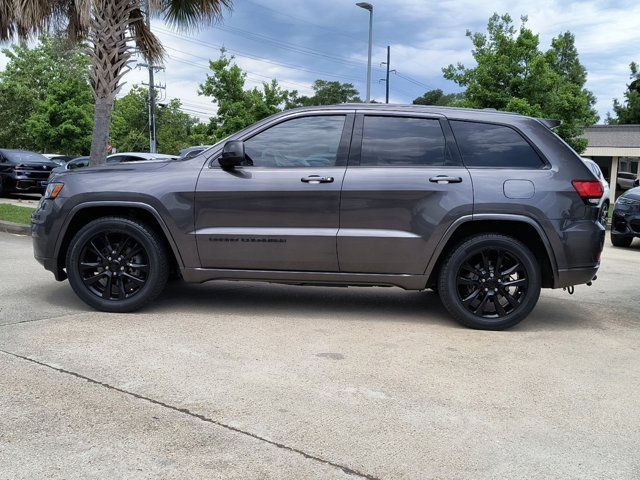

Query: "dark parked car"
<box><xmin>0</xmin><ymin>149</ymin><xmax>58</xmax><ymax>196</ymax></box>
<box><xmin>32</xmin><ymin>105</ymin><xmax>605</xmax><ymax>330</ymax></box>
<box><xmin>48</xmin><ymin>153</ymin><xmax>177</xmax><ymax>179</ymax></box>
<box><xmin>611</xmin><ymin>186</ymin><xmax>640</xmax><ymax>247</ymax></box>
<box><xmin>178</xmin><ymin>145</ymin><xmax>212</xmax><ymax>159</ymax></box>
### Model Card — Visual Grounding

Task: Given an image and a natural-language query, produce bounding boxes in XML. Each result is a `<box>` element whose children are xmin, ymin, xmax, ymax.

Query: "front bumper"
<box><xmin>611</xmin><ymin>206</ymin><xmax>640</xmax><ymax>237</ymax></box>
<box><xmin>31</xmin><ymin>197</ymin><xmax>68</xmax><ymax>281</ymax></box>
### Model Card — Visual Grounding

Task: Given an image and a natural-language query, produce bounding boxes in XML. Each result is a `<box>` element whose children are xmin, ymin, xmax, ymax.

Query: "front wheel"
<box><xmin>66</xmin><ymin>217</ymin><xmax>169</xmax><ymax>312</ymax></box>
<box><xmin>438</xmin><ymin>234</ymin><xmax>542</xmax><ymax>330</ymax></box>
<box><xmin>611</xmin><ymin>233</ymin><xmax>633</xmax><ymax>248</ymax></box>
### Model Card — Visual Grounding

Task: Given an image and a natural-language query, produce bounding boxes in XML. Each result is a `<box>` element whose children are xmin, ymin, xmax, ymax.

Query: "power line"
<box><xmin>155</xmin><ymin>27</ymin><xmax>367</xmax><ymax>83</ymax></box>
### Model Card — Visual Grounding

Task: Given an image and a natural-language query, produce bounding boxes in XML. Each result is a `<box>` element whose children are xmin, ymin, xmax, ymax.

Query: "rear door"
<box><xmin>195</xmin><ymin>111</ymin><xmax>354</xmax><ymax>271</ymax></box>
<box><xmin>338</xmin><ymin>112</ymin><xmax>473</xmax><ymax>274</ymax></box>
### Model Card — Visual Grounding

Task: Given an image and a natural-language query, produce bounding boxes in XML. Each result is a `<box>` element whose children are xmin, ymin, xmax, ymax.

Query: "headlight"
<box><xmin>44</xmin><ymin>182</ymin><xmax>64</xmax><ymax>199</ymax></box>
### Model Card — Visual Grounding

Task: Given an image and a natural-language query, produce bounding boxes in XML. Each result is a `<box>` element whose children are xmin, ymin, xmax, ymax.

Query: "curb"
<box><xmin>0</xmin><ymin>220</ymin><xmax>31</xmax><ymax>236</ymax></box>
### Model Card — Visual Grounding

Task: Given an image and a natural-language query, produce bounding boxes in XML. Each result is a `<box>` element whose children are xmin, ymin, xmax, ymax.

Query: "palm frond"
<box><xmin>152</xmin><ymin>0</ymin><xmax>232</xmax><ymax>30</ymax></box>
<box><xmin>129</xmin><ymin>6</ymin><xmax>165</xmax><ymax>64</ymax></box>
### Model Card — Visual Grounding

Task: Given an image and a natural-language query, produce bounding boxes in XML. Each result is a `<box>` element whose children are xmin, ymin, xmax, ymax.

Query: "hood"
<box><xmin>15</xmin><ymin>161</ymin><xmax>58</xmax><ymax>170</ymax></box>
<box><xmin>622</xmin><ymin>187</ymin><xmax>640</xmax><ymax>201</ymax></box>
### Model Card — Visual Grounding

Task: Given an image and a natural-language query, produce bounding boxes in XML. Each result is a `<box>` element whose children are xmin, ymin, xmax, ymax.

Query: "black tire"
<box><xmin>611</xmin><ymin>233</ymin><xmax>633</xmax><ymax>248</ymax></box>
<box><xmin>438</xmin><ymin>234</ymin><xmax>541</xmax><ymax>330</ymax></box>
<box><xmin>600</xmin><ymin>201</ymin><xmax>609</xmax><ymax>226</ymax></box>
<box><xmin>66</xmin><ymin>216</ymin><xmax>169</xmax><ymax>312</ymax></box>
<box><xmin>0</xmin><ymin>177</ymin><xmax>6</xmax><ymax>197</ymax></box>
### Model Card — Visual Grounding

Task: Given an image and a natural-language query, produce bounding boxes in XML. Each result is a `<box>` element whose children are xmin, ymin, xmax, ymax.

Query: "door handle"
<box><xmin>301</xmin><ymin>175</ymin><xmax>334</xmax><ymax>184</ymax></box>
<box><xmin>429</xmin><ymin>175</ymin><xmax>463</xmax><ymax>184</ymax></box>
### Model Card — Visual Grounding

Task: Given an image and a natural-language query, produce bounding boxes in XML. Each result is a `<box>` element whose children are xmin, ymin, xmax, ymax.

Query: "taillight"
<box><xmin>572</xmin><ymin>180</ymin><xmax>603</xmax><ymax>205</ymax></box>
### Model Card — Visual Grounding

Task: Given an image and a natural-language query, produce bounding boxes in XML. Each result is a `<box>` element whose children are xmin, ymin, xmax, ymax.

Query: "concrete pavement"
<box><xmin>1</xmin><ymin>232</ymin><xmax>639</xmax><ymax>479</ymax></box>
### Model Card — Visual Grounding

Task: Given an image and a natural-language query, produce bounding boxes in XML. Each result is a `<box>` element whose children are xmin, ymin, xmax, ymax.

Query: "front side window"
<box><xmin>360</xmin><ymin>116</ymin><xmax>447</xmax><ymax>167</ymax></box>
<box><xmin>244</xmin><ymin>115</ymin><xmax>346</xmax><ymax>168</ymax></box>
<box><xmin>450</xmin><ymin>121</ymin><xmax>543</xmax><ymax>168</ymax></box>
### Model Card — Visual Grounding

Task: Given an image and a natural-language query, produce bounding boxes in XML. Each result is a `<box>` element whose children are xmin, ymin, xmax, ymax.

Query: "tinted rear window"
<box><xmin>361</xmin><ymin>116</ymin><xmax>447</xmax><ymax>166</ymax></box>
<box><xmin>450</xmin><ymin>121</ymin><xmax>543</xmax><ymax>168</ymax></box>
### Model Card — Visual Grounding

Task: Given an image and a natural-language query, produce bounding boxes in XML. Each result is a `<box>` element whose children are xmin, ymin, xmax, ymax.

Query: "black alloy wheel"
<box><xmin>456</xmin><ymin>248</ymin><xmax>528</xmax><ymax>319</ymax></box>
<box><xmin>66</xmin><ymin>217</ymin><xmax>169</xmax><ymax>312</ymax></box>
<box><xmin>78</xmin><ymin>231</ymin><xmax>149</xmax><ymax>300</ymax></box>
<box><xmin>438</xmin><ymin>234</ymin><xmax>541</xmax><ymax>330</ymax></box>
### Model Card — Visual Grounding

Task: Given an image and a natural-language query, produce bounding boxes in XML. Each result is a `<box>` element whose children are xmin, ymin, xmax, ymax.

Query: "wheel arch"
<box><xmin>55</xmin><ymin>202</ymin><xmax>183</xmax><ymax>280</ymax></box>
<box><xmin>425</xmin><ymin>215</ymin><xmax>558</xmax><ymax>289</ymax></box>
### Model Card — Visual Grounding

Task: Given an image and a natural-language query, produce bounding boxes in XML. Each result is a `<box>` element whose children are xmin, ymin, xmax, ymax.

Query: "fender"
<box><xmin>54</xmin><ymin>200</ymin><xmax>185</xmax><ymax>269</ymax></box>
<box><xmin>424</xmin><ymin>213</ymin><xmax>559</xmax><ymax>286</ymax></box>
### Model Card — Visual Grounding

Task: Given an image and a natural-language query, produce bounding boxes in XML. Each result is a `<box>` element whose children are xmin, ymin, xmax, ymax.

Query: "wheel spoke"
<box><xmin>500</xmin><ymin>288</ymin><xmax>519</xmax><ymax>307</ymax></box>
<box><xmin>117</xmin><ymin>276</ymin><xmax>127</xmax><ymax>299</ymax></box>
<box><xmin>83</xmin><ymin>272</ymin><xmax>106</xmax><ymax>286</ymax></box>
<box><xmin>127</xmin><ymin>263</ymin><xmax>149</xmax><ymax>272</ymax></box>
<box><xmin>124</xmin><ymin>246</ymin><xmax>143</xmax><ymax>261</ymax></box>
<box><xmin>457</xmin><ymin>276</ymin><xmax>478</xmax><ymax>286</ymax></box>
<box><xmin>462</xmin><ymin>288</ymin><xmax>481</xmax><ymax>305</ymax></box>
<box><xmin>102</xmin><ymin>273</ymin><xmax>113</xmax><ymax>299</ymax></box>
<box><xmin>89</xmin><ymin>241</ymin><xmax>106</xmax><ymax>261</ymax></box>
<box><xmin>481</xmin><ymin>250</ymin><xmax>491</xmax><ymax>271</ymax></box>
<box><xmin>492</xmin><ymin>296</ymin><xmax>506</xmax><ymax>316</ymax></box>
<box><xmin>461</xmin><ymin>262</ymin><xmax>482</xmax><ymax>277</ymax></box>
<box><xmin>495</xmin><ymin>251</ymin><xmax>504</xmax><ymax>275</ymax></box>
<box><xmin>122</xmin><ymin>272</ymin><xmax>145</xmax><ymax>286</ymax></box>
<box><xmin>501</xmin><ymin>262</ymin><xmax>521</xmax><ymax>276</ymax></box>
<box><xmin>103</xmin><ymin>233</ymin><xmax>114</xmax><ymax>255</ymax></box>
<box><xmin>79</xmin><ymin>262</ymin><xmax>101</xmax><ymax>272</ymax></box>
<box><xmin>502</xmin><ymin>278</ymin><xmax>527</xmax><ymax>287</ymax></box>
<box><xmin>473</xmin><ymin>294</ymin><xmax>490</xmax><ymax>315</ymax></box>
<box><xmin>115</xmin><ymin>237</ymin><xmax>131</xmax><ymax>257</ymax></box>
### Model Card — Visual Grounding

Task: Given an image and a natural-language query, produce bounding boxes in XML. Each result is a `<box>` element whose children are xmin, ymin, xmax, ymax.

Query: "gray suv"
<box><xmin>32</xmin><ymin>105</ymin><xmax>605</xmax><ymax>330</ymax></box>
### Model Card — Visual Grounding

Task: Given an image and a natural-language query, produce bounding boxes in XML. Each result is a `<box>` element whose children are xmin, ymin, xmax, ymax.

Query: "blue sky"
<box><xmin>2</xmin><ymin>0</ymin><xmax>639</xmax><ymax>122</ymax></box>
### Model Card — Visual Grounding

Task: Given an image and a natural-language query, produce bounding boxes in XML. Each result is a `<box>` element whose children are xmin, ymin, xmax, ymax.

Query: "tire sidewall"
<box><xmin>66</xmin><ymin>218</ymin><xmax>165</xmax><ymax>312</ymax></box>
<box><xmin>439</xmin><ymin>235</ymin><xmax>541</xmax><ymax>330</ymax></box>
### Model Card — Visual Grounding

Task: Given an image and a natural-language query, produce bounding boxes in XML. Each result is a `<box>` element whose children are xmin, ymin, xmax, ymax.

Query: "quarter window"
<box><xmin>244</xmin><ymin>115</ymin><xmax>346</xmax><ymax>168</ymax></box>
<box><xmin>360</xmin><ymin>116</ymin><xmax>447</xmax><ymax>166</ymax></box>
<box><xmin>450</xmin><ymin>121</ymin><xmax>543</xmax><ymax>168</ymax></box>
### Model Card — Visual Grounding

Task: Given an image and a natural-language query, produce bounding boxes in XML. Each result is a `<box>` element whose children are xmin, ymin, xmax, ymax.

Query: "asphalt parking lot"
<box><xmin>1</xmin><ymin>232</ymin><xmax>639</xmax><ymax>479</ymax></box>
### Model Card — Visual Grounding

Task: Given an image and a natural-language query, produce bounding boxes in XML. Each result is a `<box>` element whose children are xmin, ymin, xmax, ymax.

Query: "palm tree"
<box><xmin>0</xmin><ymin>0</ymin><xmax>231</xmax><ymax>164</ymax></box>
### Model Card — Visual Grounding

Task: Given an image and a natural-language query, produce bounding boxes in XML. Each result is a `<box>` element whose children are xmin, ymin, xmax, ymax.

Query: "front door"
<box><xmin>195</xmin><ymin>113</ymin><xmax>354</xmax><ymax>271</ymax></box>
<box><xmin>338</xmin><ymin>113</ymin><xmax>473</xmax><ymax>274</ymax></box>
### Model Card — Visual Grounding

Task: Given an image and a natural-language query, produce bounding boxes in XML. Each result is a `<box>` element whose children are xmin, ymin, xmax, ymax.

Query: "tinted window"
<box><xmin>244</xmin><ymin>116</ymin><xmax>345</xmax><ymax>168</ymax></box>
<box><xmin>451</xmin><ymin>121</ymin><xmax>543</xmax><ymax>168</ymax></box>
<box><xmin>361</xmin><ymin>116</ymin><xmax>447</xmax><ymax>166</ymax></box>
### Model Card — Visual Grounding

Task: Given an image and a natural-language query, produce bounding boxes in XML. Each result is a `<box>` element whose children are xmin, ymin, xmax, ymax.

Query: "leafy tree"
<box><xmin>110</xmin><ymin>86</ymin><xmax>203</xmax><ymax>155</ymax></box>
<box><xmin>413</xmin><ymin>89</ymin><xmax>464</xmax><ymax>106</ymax></box>
<box><xmin>608</xmin><ymin>62</ymin><xmax>640</xmax><ymax>124</ymax></box>
<box><xmin>0</xmin><ymin>0</ymin><xmax>230</xmax><ymax>165</ymax></box>
<box><xmin>199</xmin><ymin>53</ymin><xmax>295</xmax><ymax>139</ymax></box>
<box><xmin>443</xmin><ymin>14</ymin><xmax>598</xmax><ymax>152</ymax></box>
<box><xmin>291</xmin><ymin>80</ymin><xmax>361</xmax><ymax>106</ymax></box>
<box><xmin>0</xmin><ymin>35</ymin><xmax>93</xmax><ymax>154</ymax></box>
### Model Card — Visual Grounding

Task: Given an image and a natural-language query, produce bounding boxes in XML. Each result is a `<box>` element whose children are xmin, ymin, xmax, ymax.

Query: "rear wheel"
<box><xmin>611</xmin><ymin>233</ymin><xmax>633</xmax><ymax>248</ymax></box>
<box><xmin>600</xmin><ymin>201</ymin><xmax>609</xmax><ymax>226</ymax></box>
<box><xmin>438</xmin><ymin>234</ymin><xmax>541</xmax><ymax>330</ymax></box>
<box><xmin>66</xmin><ymin>217</ymin><xmax>169</xmax><ymax>312</ymax></box>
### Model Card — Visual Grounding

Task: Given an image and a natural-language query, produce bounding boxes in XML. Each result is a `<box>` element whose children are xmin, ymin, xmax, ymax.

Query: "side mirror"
<box><xmin>219</xmin><ymin>140</ymin><xmax>245</xmax><ymax>168</ymax></box>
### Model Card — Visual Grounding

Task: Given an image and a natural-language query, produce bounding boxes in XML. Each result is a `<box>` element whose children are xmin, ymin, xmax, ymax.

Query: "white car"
<box><xmin>582</xmin><ymin>157</ymin><xmax>610</xmax><ymax>224</ymax></box>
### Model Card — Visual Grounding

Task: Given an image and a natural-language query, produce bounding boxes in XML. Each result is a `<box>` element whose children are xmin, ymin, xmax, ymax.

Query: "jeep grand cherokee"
<box><xmin>32</xmin><ymin>105</ymin><xmax>605</xmax><ymax>330</ymax></box>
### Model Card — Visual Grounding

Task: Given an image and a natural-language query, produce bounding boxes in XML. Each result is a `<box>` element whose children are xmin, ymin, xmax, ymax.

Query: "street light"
<box><xmin>356</xmin><ymin>2</ymin><xmax>373</xmax><ymax>102</ymax></box>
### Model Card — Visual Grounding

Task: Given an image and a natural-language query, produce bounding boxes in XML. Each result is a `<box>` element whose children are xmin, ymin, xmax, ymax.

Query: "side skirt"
<box><xmin>181</xmin><ymin>268</ymin><xmax>428</xmax><ymax>290</ymax></box>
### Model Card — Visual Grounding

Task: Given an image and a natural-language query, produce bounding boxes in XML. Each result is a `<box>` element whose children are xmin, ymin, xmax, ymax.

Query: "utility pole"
<box><xmin>144</xmin><ymin>0</ymin><xmax>157</xmax><ymax>153</ymax></box>
<box><xmin>385</xmin><ymin>46</ymin><xmax>390</xmax><ymax>103</ymax></box>
<box><xmin>356</xmin><ymin>3</ymin><xmax>373</xmax><ymax>102</ymax></box>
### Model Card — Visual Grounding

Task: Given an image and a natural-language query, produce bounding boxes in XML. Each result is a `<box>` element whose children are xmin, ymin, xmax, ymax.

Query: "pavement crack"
<box><xmin>0</xmin><ymin>349</ymin><xmax>381</xmax><ymax>480</ymax></box>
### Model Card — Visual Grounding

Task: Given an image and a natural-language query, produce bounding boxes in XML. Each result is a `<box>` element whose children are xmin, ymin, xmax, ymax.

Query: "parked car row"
<box><xmin>0</xmin><ymin>149</ymin><xmax>181</xmax><ymax>196</ymax></box>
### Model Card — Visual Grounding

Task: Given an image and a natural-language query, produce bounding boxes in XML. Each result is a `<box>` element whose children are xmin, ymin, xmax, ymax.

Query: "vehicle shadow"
<box><xmin>142</xmin><ymin>280</ymin><xmax>601</xmax><ymax>332</ymax></box>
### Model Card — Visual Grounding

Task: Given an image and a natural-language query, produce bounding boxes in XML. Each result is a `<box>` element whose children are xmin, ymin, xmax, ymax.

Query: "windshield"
<box><xmin>4</xmin><ymin>150</ymin><xmax>50</xmax><ymax>163</ymax></box>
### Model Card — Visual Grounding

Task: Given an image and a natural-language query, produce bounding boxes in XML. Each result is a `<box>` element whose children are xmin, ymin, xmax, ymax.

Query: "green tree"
<box><xmin>608</xmin><ymin>62</ymin><xmax>640</xmax><ymax>124</ymax></box>
<box><xmin>413</xmin><ymin>89</ymin><xmax>464</xmax><ymax>106</ymax></box>
<box><xmin>199</xmin><ymin>53</ymin><xmax>295</xmax><ymax>139</ymax></box>
<box><xmin>0</xmin><ymin>35</ymin><xmax>93</xmax><ymax>154</ymax></box>
<box><xmin>1</xmin><ymin>0</ymin><xmax>230</xmax><ymax>165</ymax></box>
<box><xmin>110</xmin><ymin>86</ymin><xmax>204</xmax><ymax>155</ymax></box>
<box><xmin>443</xmin><ymin>14</ymin><xmax>598</xmax><ymax>152</ymax></box>
<box><xmin>291</xmin><ymin>80</ymin><xmax>361</xmax><ymax>106</ymax></box>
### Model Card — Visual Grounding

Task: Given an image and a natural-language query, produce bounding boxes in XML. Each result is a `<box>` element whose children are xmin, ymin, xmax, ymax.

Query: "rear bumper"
<box><xmin>556</xmin><ymin>266</ymin><xmax>599</xmax><ymax>288</ymax></box>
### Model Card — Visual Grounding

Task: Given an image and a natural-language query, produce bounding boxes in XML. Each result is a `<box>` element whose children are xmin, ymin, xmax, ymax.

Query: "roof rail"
<box><xmin>538</xmin><ymin>118</ymin><xmax>561</xmax><ymax>130</ymax></box>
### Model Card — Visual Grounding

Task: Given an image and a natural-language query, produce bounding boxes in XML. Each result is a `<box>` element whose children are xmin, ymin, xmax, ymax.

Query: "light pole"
<box><xmin>356</xmin><ymin>2</ymin><xmax>373</xmax><ymax>102</ymax></box>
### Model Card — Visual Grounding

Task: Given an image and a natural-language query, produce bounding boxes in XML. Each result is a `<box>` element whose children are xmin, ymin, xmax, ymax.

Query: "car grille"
<box><xmin>15</xmin><ymin>164</ymin><xmax>54</xmax><ymax>180</ymax></box>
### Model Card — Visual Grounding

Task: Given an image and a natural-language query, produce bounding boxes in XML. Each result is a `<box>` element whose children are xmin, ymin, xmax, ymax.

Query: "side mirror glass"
<box><xmin>219</xmin><ymin>140</ymin><xmax>245</xmax><ymax>168</ymax></box>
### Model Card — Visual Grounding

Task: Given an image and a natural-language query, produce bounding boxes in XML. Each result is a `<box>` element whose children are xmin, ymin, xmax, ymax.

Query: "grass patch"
<box><xmin>0</xmin><ymin>204</ymin><xmax>36</xmax><ymax>225</ymax></box>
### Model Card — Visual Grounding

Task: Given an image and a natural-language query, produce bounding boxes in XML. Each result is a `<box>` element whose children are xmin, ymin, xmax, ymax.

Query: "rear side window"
<box><xmin>360</xmin><ymin>116</ymin><xmax>447</xmax><ymax>167</ymax></box>
<box><xmin>450</xmin><ymin>121</ymin><xmax>543</xmax><ymax>169</ymax></box>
